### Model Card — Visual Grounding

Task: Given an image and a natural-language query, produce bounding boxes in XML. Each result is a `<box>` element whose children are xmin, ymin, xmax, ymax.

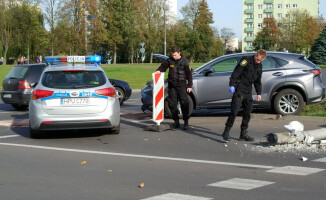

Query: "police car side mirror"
<box><xmin>204</xmin><ymin>68</ymin><xmax>214</xmax><ymax>76</ymax></box>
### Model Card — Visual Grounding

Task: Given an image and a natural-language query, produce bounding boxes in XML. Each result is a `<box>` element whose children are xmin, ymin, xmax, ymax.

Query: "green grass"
<box><xmin>319</xmin><ymin>64</ymin><xmax>326</xmax><ymax>68</ymax></box>
<box><xmin>300</xmin><ymin>101</ymin><xmax>326</xmax><ymax>117</ymax></box>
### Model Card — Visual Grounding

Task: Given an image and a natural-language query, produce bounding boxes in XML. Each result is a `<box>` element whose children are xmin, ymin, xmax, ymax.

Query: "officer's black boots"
<box><xmin>183</xmin><ymin>121</ymin><xmax>189</xmax><ymax>130</ymax></box>
<box><xmin>222</xmin><ymin>126</ymin><xmax>231</xmax><ymax>142</ymax></box>
<box><xmin>239</xmin><ymin>129</ymin><xmax>255</xmax><ymax>141</ymax></box>
<box><xmin>173</xmin><ymin>120</ymin><xmax>180</xmax><ymax>129</ymax></box>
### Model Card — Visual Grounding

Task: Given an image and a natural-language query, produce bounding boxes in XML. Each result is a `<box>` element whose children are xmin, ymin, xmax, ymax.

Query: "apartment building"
<box><xmin>242</xmin><ymin>0</ymin><xmax>319</xmax><ymax>52</ymax></box>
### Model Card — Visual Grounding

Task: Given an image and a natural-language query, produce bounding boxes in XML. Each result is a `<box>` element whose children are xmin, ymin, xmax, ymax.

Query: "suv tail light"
<box><xmin>19</xmin><ymin>80</ymin><xmax>31</xmax><ymax>89</ymax></box>
<box><xmin>32</xmin><ymin>89</ymin><xmax>54</xmax><ymax>100</ymax></box>
<box><xmin>95</xmin><ymin>88</ymin><xmax>116</xmax><ymax>97</ymax></box>
<box><xmin>310</xmin><ymin>69</ymin><xmax>321</xmax><ymax>77</ymax></box>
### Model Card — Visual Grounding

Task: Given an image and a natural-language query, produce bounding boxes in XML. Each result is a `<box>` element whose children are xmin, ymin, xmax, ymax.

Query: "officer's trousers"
<box><xmin>168</xmin><ymin>86</ymin><xmax>189</xmax><ymax>122</ymax></box>
<box><xmin>225</xmin><ymin>91</ymin><xmax>253</xmax><ymax>130</ymax></box>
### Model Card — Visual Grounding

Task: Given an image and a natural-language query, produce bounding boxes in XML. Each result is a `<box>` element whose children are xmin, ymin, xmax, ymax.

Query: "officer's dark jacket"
<box><xmin>156</xmin><ymin>56</ymin><xmax>193</xmax><ymax>88</ymax></box>
<box><xmin>229</xmin><ymin>55</ymin><xmax>262</xmax><ymax>95</ymax></box>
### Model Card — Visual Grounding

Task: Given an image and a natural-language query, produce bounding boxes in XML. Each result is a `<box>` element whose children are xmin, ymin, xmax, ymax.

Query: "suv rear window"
<box><xmin>5</xmin><ymin>66</ymin><xmax>28</xmax><ymax>79</ymax></box>
<box><xmin>41</xmin><ymin>71</ymin><xmax>107</xmax><ymax>89</ymax></box>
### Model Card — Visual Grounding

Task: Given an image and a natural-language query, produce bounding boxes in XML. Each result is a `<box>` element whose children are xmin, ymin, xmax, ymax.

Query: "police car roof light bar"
<box><xmin>45</xmin><ymin>56</ymin><xmax>101</xmax><ymax>64</ymax></box>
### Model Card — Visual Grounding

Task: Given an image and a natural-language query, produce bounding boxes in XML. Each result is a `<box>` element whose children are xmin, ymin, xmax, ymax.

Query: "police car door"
<box><xmin>196</xmin><ymin>57</ymin><xmax>240</xmax><ymax>108</ymax></box>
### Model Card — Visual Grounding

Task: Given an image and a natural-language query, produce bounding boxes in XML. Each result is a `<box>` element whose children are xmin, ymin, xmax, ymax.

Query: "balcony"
<box><xmin>264</xmin><ymin>8</ymin><xmax>274</xmax><ymax>13</ymax></box>
<box><xmin>245</xmin><ymin>37</ymin><xmax>254</xmax><ymax>42</ymax></box>
<box><xmin>245</xmin><ymin>18</ymin><xmax>254</xmax><ymax>23</ymax></box>
<box><xmin>264</xmin><ymin>0</ymin><xmax>274</xmax><ymax>4</ymax></box>
<box><xmin>244</xmin><ymin>0</ymin><xmax>254</xmax><ymax>4</ymax></box>
<box><xmin>244</xmin><ymin>27</ymin><xmax>254</xmax><ymax>32</ymax></box>
<box><xmin>245</xmin><ymin>46</ymin><xmax>254</xmax><ymax>51</ymax></box>
<box><xmin>244</xmin><ymin>9</ymin><xmax>254</xmax><ymax>14</ymax></box>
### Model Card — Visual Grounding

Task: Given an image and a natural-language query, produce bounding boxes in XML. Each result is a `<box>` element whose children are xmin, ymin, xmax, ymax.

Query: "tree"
<box><xmin>253</xmin><ymin>17</ymin><xmax>280</xmax><ymax>51</ymax></box>
<box><xmin>0</xmin><ymin>0</ymin><xmax>13</xmax><ymax>65</ymax></box>
<box><xmin>278</xmin><ymin>9</ymin><xmax>323</xmax><ymax>55</ymax></box>
<box><xmin>220</xmin><ymin>27</ymin><xmax>235</xmax><ymax>54</ymax></box>
<box><xmin>309</xmin><ymin>26</ymin><xmax>326</xmax><ymax>64</ymax></box>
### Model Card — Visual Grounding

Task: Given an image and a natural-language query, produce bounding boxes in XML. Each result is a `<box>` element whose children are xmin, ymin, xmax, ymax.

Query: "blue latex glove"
<box><xmin>229</xmin><ymin>86</ymin><xmax>235</xmax><ymax>94</ymax></box>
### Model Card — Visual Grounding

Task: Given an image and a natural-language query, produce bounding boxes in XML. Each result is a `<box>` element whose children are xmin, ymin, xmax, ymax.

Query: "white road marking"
<box><xmin>141</xmin><ymin>193</ymin><xmax>213</xmax><ymax>200</ymax></box>
<box><xmin>313</xmin><ymin>157</ymin><xmax>326</xmax><ymax>162</ymax></box>
<box><xmin>0</xmin><ymin>142</ymin><xmax>275</xmax><ymax>169</ymax></box>
<box><xmin>208</xmin><ymin>178</ymin><xmax>275</xmax><ymax>190</ymax></box>
<box><xmin>0</xmin><ymin>135</ymin><xmax>19</xmax><ymax>139</ymax></box>
<box><xmin>267</xmin><ymin>166</ymin><xmax>325</xmax><ymax>176</ymax></box>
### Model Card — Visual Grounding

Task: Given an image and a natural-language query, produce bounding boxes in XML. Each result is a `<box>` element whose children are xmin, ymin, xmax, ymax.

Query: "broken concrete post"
<box><xmin>267</xmin><ymin>128</ymin><xmax>326</xmax><ymax>145</ymax></box>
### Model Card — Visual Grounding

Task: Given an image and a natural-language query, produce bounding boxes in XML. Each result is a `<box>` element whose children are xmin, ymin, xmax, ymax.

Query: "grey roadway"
<box><xmin>0</xmin><ymin>91</ymin><xmax>326</xmax><ymax>199</ymax></box>
<box><xmin>0</xmin><ymin>67</ymin><xmax>326</xmax><ymax>199</ymax></box>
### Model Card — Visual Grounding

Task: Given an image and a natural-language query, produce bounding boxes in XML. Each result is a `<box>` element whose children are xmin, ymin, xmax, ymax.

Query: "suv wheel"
<box><xmin>164</xmin><ymin>95</ymin><xmax>194</xmax><ymax>119</ymax></box>
<box><xmin>29</xmin><ymin>125</ymin><xmax>41</xmax><ymax>139</ymax></box>
<box><xmin>109</xmin><ymin>123</ymin><xmax>120</xmax><ymax>134</ymax></box>
<box><xmin>273</xmin><ymin>89</ymin><xmax>304</xmax><ymax>115</ymax></box>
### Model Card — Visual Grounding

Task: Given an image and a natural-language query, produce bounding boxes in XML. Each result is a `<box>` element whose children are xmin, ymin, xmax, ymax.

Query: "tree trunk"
<box><xmin>150</xmin><ymin>52</ymin><xmax>153</xmax><ymax>63</ymax></box>
<box><xmin>113</xmin><ymin>50</ymin><xmax>117</xmax><ymax>64</ymax></box>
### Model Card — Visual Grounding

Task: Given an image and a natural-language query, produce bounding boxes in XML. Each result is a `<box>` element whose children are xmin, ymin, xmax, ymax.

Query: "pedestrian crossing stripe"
<box><xmin>141</xmin><ymin>193</ymin><xmax>213</xmax><ymax>200</ymax></box>
<box><xmin>208</xmin><ymin>178</ymin><xmax>274</xmax><ymax>190</ymax></box>
<box><xmin>313</xmin><ymin>157</ymin><xmax>326</xmax><ymax>162</ymax></box>
<box><xmin>267</xmin><ymin>166</ymin><xmax>325</xmax><ymax>176</ymax></box>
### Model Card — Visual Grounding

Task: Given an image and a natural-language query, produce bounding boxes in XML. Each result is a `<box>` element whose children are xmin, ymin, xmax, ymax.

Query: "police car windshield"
<box><xmin>41</xmin><ymin>71</ymin><xmax>106</xmax><ymax>89</ymax></box>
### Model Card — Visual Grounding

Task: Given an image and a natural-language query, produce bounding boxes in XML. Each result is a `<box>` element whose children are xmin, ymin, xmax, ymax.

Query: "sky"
<box><xmin>177</xmin><ymin>0</ymin><xmax>326</xmax><ymax>40</ymax></box>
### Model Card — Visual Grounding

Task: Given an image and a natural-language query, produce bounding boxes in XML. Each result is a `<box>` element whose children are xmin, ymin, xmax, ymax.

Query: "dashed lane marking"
<box><xmin>267</xmin><ymin>166</ymin><xmax>325</xmax><ymax>176</ymax></box>
<box><xmin>208</xmin><ymin>178</ymin><xmax>275</xmax><ymax>190</ymax></box>
<box><xmin>0</xmin><ymin>143</ymin><xmax>275</xmax><ymax>169</ymax></box>
<box><xmin>313</xmin><ymin>157</ymin><xmax>326</xmax><ymax>162</ymax></box>
<box><xmin>140</xmin><ymin>193</ymin><xmax>213</xmax><ymax>200</ymax></box>
<box><xmin>0</xmin><ymin>135</ymin><xmax>19</xmax><ymax>139</ymax></box>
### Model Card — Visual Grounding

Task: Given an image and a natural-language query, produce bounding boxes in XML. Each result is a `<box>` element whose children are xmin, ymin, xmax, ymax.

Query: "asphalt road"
<box><xmin>0</xmin><ymin>91</ymin><xmax>325</xmax><ymax>200</ymax></box>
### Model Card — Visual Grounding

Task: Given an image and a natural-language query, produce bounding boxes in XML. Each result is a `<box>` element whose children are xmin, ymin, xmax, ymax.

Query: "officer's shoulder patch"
<box><xmin>240</xmin><ymin>59</ymin><xmax>248</xmax><ymax>67</ymax></box>
<box><xmin>170</xmin><ymin>65</ymin><xmax>174</xmax><ymax>68</ymax></box>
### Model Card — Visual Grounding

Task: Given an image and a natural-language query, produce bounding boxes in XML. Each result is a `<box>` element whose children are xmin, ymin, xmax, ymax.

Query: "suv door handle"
<box><xmin>272</xmin><ymin>72</ymin><xmax>283</xmax><ymax>76</ymax></box>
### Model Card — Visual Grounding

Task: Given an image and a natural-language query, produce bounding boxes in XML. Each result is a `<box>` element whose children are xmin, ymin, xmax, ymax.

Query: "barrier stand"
<box><xmin>144</xmin><ymin>72</ymin><xmax>170</xmax><ymax>132</ymax></box>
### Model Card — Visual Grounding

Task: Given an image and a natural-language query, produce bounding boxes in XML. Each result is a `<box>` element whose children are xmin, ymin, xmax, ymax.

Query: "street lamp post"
<box><xmin>163</xmin><ymin>3</ymin><xmax>169</xmax><ymax>56</ymax></box>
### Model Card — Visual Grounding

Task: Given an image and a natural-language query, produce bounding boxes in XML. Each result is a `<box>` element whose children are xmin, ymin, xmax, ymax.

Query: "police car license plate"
<box><xmin>60</xmin><ymin>98</ymin><xmax>90</xmax><ymax>105</ymax></box>
<box><xmin>3</xmin><ymin>94</ymin><xmax>11</xmax><ymax>98</ymax></box>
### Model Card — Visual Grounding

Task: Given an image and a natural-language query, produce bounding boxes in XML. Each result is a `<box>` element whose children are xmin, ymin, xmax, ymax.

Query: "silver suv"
<box><xmin>141</xmin><ymin>52</ymin><xmax>325</xmax><ymax>116</ymax></box>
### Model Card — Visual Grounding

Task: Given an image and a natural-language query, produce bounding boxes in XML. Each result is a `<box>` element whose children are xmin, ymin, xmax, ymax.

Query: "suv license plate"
<box><xmin>61</xmin><ymin>98</ymin><xmax>90</xmax><ymax>105</ymax></box>
<box><xmin>3</xmin><ymin>94</ymin><xmax>12</xmax><ymax>98</ymax></box>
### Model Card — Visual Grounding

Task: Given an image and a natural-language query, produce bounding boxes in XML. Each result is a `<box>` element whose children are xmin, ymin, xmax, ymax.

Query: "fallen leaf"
<box><xmin>81</xmin><ymin>161</ymin><xmax>87</xmax><ymax>165</ymax></box>
<box><xmin>144</xmin><ymin>139</ymin><xmax>148</xmax><ymax>141</ymax></box>
<box><xmin>107</xmin><ymin>170</ymin><xmax>112</xmax><ymax>172</ymax></box>
<box><xmin>139</xmin><ymin>182</ymin><xmax>145</xmax><ymax>188</ymax></box>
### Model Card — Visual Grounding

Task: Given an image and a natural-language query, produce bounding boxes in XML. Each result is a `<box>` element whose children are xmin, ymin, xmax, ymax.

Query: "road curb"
<box><xmin>251</xmin><ymin>113</ymin><xmax>326</xmax><ymax>122</ymax></box>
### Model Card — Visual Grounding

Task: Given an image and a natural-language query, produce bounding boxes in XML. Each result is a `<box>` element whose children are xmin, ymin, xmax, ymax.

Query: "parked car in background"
<box><xmin>1</xmin><ymin>64</ymin><xmax>131</xmax><ymax>110</ymax></box>
<box><xmin>141</xmin><ymin>52</ymin><xmax>325</xmax><ymax>116</ymax></box>
<box><xmin>109</xmin><ymin>78</ymin><xmax>132</xmax><ymax>105</ymax></box>
<box><xmin>1</xmin><ymin>64</ymin><xmax>47</xmax><ymax>110</ymax></box>
<box><xmin>29</xmin><ymin>56</ymin><xmax>120</xmax><ymax>138</ymax></box>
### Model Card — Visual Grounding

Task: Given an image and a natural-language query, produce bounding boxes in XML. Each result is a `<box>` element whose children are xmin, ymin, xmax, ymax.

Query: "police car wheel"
<box><xmin>273</xmin><ymin>89</ymin><xmax>304</xmax><ymax>115</ymax></box>
<box><xmin>164</xmin><ymin>95</ymin><xmax>193</xmax><ymax>119</ymax></box>
<box><xmin>29</xmin><ymin>125</ymin><xmax>41</xmax><ymax>139</ymax></box>
<box><xmin>115</xmin><ymin>87</ymin><xmax>125</xmax><ymax>105</ymax></box>
<box><xmin>109</xmin><ymin>123</ymin><xmax>120</xmax><ymax>134</ymax></box>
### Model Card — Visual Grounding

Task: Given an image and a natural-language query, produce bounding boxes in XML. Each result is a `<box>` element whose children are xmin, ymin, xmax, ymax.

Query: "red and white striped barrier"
<box><xmin>152</xmin><ymin>72</ymin><xmax>164</xmax><ymax>125</ymax></box>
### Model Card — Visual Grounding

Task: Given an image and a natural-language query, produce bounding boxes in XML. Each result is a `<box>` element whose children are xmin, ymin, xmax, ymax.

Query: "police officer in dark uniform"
<box><xmin>156</xmin><ymin>46</ymin><xmax>193</xmax><ymax>130</ymax></box>
<box><xmin>222</xmin><ymin>49</ymin><xmax>266</xmax><ymax>142</ymax></box>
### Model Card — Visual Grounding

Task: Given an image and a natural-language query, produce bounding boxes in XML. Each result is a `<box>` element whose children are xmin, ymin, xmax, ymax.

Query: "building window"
<box><xmin>293</xmin><ymin>4</ymin><xmax>297</xmax><ymax>8</ymax></box>
<box><xmin>286</xmin><ymin>14</ymin><xmax>290</xmax><ymax>18</ymax></box>
<box><xmin>286</xmin><ymin>4</ymin><xmax>290</xmax><ymax>8</ymax></box>
<box><xmin>258</xmin><ymin>5</ymin><xmax>262</xmax><ymax>9</ymax></box>
<box><xmin>247</xmin><ymin>14</ymin><xmax>254</xmax><ymax>18</ymax></box>
<box><xmin>277</xmin><ymin>23</ymin><xmax>282</xmax><ymax>27</ymax></box>
<box><xmin>278</xmin><ymin>4</ymin><xmax>282</xmax><ymax>9</ymax></box>
<box><xmin>278</xmin><ymin>13</ymin><xmax>282</xmax><ymax>18</ymax></box>
<box><xmin>258</xmin><ymin>23</ymin><xmax>262</xmax><ymax>28</ymax></box>
<box><xmin>258</xmin><ymin>14</ymin><xmax>262</xmax><ymax>18</ymax></box>
<box><xmin>266</xmin><ymin>4</ymin><xmax>273</xmax><ymax>9</ymax></box>
<box><xmin>266</xmin><ymin>13</ymin><xmax>273</xmax><ymax>18</ymax></box>
<box><xmin>247</xmin><ymin>33</ymin><xmax>253</xmax><ymax>37</ymax></box>
<box><xmin>247</xmin><ymin>5</ymin><xmax>254</xmax><ymax>9</ymax></box>
<box><xmin>247</xmin><ymin>23</ymin><xmax>254</xmax><ymax>28</ymax></box>
<box><xmin>247</xmin><ymin>42</ymin><xmax>252</xmax><ymax>46</ymax></box>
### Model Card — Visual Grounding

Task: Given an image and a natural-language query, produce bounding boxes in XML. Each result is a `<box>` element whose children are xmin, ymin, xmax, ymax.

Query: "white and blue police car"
<box><xmin>29</xmin><ymin>56</ymin><xmax>120</xmax><ymax>138</ymax></box>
